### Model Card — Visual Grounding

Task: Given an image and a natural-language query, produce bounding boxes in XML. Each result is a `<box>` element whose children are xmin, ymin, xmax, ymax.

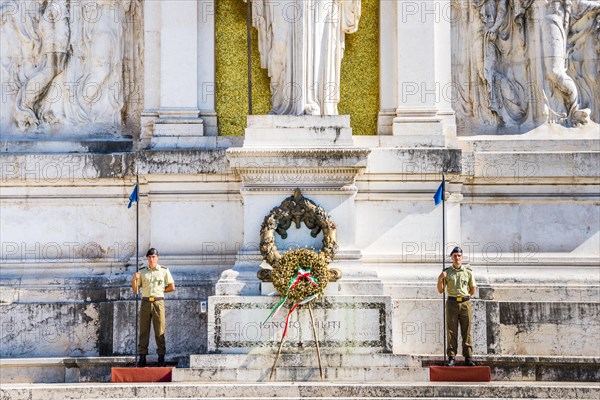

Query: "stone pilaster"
<box><xmin>391</xmin><ymin>0</ymin><xmax>456</xmax><ymax>147</ymax></box>
<box><xmin>152</xmin><ymin>0</ymin><xmax>204</xmax><ymax>149</ymax></box>
<box><xmin>198</xmin><ymin>0</ymin><xmax>217</xmax><ymax>136</ymax></box>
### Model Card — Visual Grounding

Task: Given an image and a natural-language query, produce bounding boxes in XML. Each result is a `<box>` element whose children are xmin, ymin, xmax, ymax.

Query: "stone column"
<box><xmin>152</xmin><ymin>0</ymin><xmax>204</xmax><ymax>149</ymax></box>
<box><xmin>392</xmin><ymin>0</ymin><xmax>456</xmax><ymax>147</ymax></box>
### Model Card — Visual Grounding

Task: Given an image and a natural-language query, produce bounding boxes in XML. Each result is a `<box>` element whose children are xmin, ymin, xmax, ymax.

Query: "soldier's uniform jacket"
<box><xmin>444</xmin><ymin>265</ymin><xmax>475</xmax><ymax>297</ymax></box>
<box><xmin>136</xmin><ymin>265</ymin><xmax>174</xmax><ymax>298</ymax></box>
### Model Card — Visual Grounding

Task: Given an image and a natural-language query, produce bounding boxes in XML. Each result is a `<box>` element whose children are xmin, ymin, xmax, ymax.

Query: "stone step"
<box><xmin>2</xmin><ymin>355</ymin><xmax>597</xmax><ymax>384</ymax></box>
<box><xmin>1</xmin><ymin>382</ymin><xmax>599</xmax><ymax>400</ymax></box>
<box><xmin>177</xmin><ymin>353</ymin><xmax>427</xmax><ymax>382</ymax></box>
<box><xmin>181</xmin><ymin>354</ymin><xmax>599</xmax><ymax>382</ymax></box>
<box><xmin>0</xmin><ymin>357</ymin><xmax>136</xmax><ymax>384</ymax></box>
<box><xmin>420</xmin><ymin>355</ymin><xmax>600</xmax><ymax>382</ymax></box>
<box><xmin>188</xmin><ymin>353</ymin><xmax>422</xmax><ymax>369</ymax></box>
<box><xmin>173</xmin><ymin>366</ymin><xmax>429</xmax><ymax>382</ymax></box>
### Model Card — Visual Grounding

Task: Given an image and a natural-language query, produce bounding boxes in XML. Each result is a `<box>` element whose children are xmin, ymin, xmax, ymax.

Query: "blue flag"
<box><xmin>127</xmin><ymin>184</ymin><xmax>138</xmax><ymax>208</ymax></box>
<box><xmin>433</xmin><ymin>181</ymin><xmax>444</xmax><ymax>206</ymax></box>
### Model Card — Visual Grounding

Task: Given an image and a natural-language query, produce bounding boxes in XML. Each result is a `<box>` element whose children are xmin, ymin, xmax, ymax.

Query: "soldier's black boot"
<box><xmin>137</xmin><ymin>355</ymin><xmax>146</xmax><ymax>367</ymax></box>
<box><xmin>158</xmin><ymin>355</ymin><xmax>165</xmax><ymax>367</ymax></box>
<box><xmin>465</xmin><ymin>357</ymin><xmax>475</xmax><ymax>366</ymax></box>
<box><xmin>446</xmin><ymin>357</ymin><xmax>455</xmax><ymax>366</ymax></box>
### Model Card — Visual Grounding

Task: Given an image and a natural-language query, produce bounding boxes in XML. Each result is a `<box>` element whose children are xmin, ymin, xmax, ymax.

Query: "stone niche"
<box><xmin>0</xmin><ymin>0</ymin><xmax>144</xmax><ymax>137</ymax></box>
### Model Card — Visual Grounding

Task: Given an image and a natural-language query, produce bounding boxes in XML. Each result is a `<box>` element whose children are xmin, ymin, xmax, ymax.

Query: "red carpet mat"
<box><xmin>111</xmin><ymin>367</ymin><xmax>173</xmax><ymax>383</ymax></box>
<box><xmin>429</xmin><ymin>366</ymin><xmax>491</xmax><ymax>382</ymax></box>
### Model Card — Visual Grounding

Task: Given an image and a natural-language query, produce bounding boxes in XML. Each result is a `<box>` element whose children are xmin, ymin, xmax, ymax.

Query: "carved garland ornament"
<box><xmin>259</xmin><ymin>189</ymin><xmax>339</xmax><ymax>305</ymax></box>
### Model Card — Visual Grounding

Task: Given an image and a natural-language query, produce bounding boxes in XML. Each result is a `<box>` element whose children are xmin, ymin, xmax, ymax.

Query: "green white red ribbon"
<box><xmin>289</xmin><ymin>268</ymin><xmax>319</xmax><ymax>291</ymax></box>
<box><xmin>279</xmin><ymin>294</ymin><xmax>318</xmax><ymax>339</ymax></box>
<box><xmin>264</xmin><ymin>295</ymin><xmax>287</xmax><ymax>323</ymax></box>
<box><xmin>264</xmin><ymin>266</ymin><xmax>321</xmax><ymax>342</ymax></box>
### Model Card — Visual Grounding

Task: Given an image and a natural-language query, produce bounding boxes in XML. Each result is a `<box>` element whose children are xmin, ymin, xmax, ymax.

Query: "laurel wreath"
<box><xmin>271</xmin><ymin>248</ymin><xmax>330</xmax><ymax>303</ymax></box>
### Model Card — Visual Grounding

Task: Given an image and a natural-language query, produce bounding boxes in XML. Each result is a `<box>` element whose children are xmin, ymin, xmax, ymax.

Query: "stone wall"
<box><xmin>1</xmin><ymin>143</ymin><xmax>598</xmax><ymax>358</ymax></box>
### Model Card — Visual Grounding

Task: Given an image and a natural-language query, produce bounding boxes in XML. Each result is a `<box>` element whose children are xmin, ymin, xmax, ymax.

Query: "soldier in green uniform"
<box><xmin>131</xmin><ymin>248</ymin><xmax>175</xmax><ymax>367</ymax></box>
<box><xmin>437</xmin><ymin>246</ymin><xmax>476</xmax><ymax>366</ymax></box>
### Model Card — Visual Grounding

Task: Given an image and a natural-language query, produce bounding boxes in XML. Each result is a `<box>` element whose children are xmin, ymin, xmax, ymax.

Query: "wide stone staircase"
<box><xmin>2</xmin><ymin>381</ymin><xmax>600</xmax><ymax>400</ymax></box>
<box><xmin>1</xmin><ymin>354</ymin><xmax>599</xmax><ymax>399</ymax></box>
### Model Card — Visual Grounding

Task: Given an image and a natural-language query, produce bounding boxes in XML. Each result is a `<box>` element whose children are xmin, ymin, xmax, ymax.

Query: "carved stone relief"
<box><xmin>452</xmin><ymin>0</ymin><xmax>600</xmax><ymax>133</ymax></box>
<box><xmin>0</xmin><ymin>0</ymin><xmax>143</xmax><ymax>135</ymax></box>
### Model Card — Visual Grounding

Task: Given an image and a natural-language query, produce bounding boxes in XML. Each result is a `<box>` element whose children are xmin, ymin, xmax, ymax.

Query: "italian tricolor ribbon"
<box><xmin>280</xmin><ymin>294</ymin><xmax>318</xmax><ymax>339</ymax></box>
<box><xmin>264</xmin><ymin>266</ymin><xmax>320</xmax><ymax>342</ymax></box>
<box><xmin>289</xmin><ymin>268</ymin><xmax>319</xmax><ymax>291</ymax></box>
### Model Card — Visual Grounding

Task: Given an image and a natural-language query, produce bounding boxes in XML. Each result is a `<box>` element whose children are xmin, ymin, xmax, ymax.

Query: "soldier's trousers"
<box><xmin>445</xmin><ymin>299</ymin><xmax>473</xmax><ymax>358</ymax></box>
<box><xmin>138</xmin><ymin>299</ymin><xmax>166</xmax><ymax>355</ymax></box>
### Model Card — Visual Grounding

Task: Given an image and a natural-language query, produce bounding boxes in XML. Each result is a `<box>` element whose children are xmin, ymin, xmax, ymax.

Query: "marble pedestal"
<box><xmin>210</xmin><ymin>115</ymin><xmax>389</xmax><ymax>356</ymax></box>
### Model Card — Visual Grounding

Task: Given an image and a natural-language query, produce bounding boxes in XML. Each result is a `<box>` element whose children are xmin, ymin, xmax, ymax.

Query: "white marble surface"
<box><xmin>243</xmin><ymin>115</ymin><xmax>354</xmax><ymax>148</ymax></box>
<box><xmin>208</xmin><ymin>295</ymin><xmax>392</xmax><ymax>354</ymax></box>
<box><xmin>392</xmin><ymin>299</ymin><xmax>487</xmax><ymax>356</ymax></box>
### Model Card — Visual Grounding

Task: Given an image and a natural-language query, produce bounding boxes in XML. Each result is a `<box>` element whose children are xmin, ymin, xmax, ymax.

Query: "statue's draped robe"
<box><xmin>251</xmin><ymin>0</ymin><xmax>361</xmax><ymax>115</ymax></box>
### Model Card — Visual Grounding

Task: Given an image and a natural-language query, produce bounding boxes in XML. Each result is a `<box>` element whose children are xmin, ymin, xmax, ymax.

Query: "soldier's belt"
<box><xmin>448</xmin><ymin>296</ymin><xmax>470</xmax><ymax>303</ymax></box>
<box><xmin>142</xmin><ymin>297</ymin><xmax>164</xmax><ymax>302</ymax></box>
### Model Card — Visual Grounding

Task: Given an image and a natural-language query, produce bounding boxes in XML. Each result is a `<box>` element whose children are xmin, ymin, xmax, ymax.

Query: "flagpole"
<box><xmin>246</xmin><ymin>0</ymin><xmax>253</xmax><ymax>115</ymax></box>
<box><xmin>441</xmin><ymin>172</ymin><xmax>447</xmax><ymax>364</ymax></box>
<box><xmin>135</xmin><ymin>174</ymin><xmax>139</xmax><ymax>358</ymax></box>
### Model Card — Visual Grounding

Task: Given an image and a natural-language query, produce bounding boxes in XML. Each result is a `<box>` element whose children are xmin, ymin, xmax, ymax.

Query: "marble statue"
<box><xmin>63</xmin><ymin>0</ymin><xmax>133</xmax><ymax>126</ymax></box>
<box><xmin>0</xmin><ymin>0</ymin><xmax>141</xmax><ymax>133</ymax></box>
<box><xmin>481</xmin><ymin>0</ymin><xmax>528</xmax><ymax>126</ymax></box>
<box><xmin>249</xmin><ymin>0</ymin><xmax>361</xmax><ymax>115</ymax></box>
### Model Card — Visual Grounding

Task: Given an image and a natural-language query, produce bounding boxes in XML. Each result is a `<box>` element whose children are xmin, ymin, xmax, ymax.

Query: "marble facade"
<box><xmin>0</xmin><ymin>0</ymin><xmax>598</xmax><ymax>369</ymax></box>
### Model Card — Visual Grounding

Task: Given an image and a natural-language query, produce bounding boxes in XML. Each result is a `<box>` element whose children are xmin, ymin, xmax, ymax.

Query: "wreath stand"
<box><xmin>258</xmin><ymin>189</ymin><xmax>339</xmax><ymax>382</ymax></box>
<box><xmin>269</xmin><ymin>304</ymin><xmax>324</xmax><ymax>380</ymax></box>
